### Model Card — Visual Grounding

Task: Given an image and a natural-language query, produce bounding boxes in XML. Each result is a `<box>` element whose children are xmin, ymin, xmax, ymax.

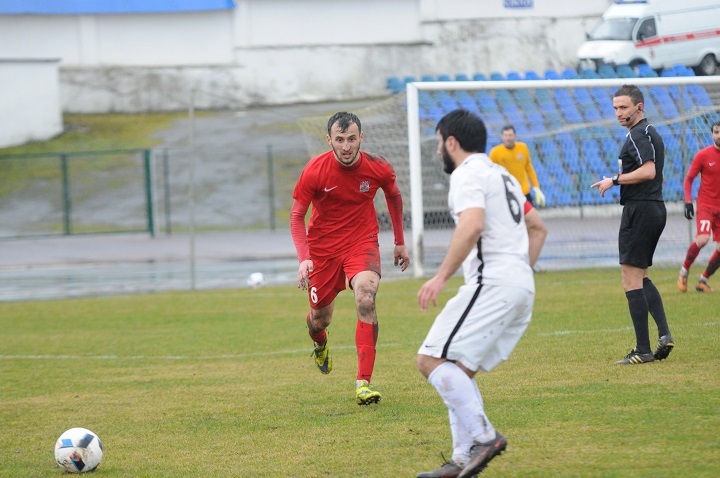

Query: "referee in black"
<box><xmin>591</xmin><ymin>84</ymin><xmax>674</xmax><ymax>365</ymax></box>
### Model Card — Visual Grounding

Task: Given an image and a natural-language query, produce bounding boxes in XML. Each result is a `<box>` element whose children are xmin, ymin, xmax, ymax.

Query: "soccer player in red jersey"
<box><xmin>290</xmin><ymin>112</ymin><xmax>410</xmax><ymax>405</ymax></box>
<box><xmin>678</xmin><ymin>120</ymin><xmax>720</xmax><ymax>293</ymax></box>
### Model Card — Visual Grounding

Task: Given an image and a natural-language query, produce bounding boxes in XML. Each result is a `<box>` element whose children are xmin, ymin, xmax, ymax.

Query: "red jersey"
<box><xmin>684</xmin><ymin>145</ymin><xmax>720</xmax><ymax>210</ymax></box>
<box><xmin>292</xmin><ymin>150</ymin><xmax>402</xmax><ymax>259</ymax></box>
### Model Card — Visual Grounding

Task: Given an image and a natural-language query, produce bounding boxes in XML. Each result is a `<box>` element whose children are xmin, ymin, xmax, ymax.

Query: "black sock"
<box><xmin>626</xmin><ymin>288</ymin><xmax>651</xmax><ymax>354</ymax></box>
<box><xmin>643</xmin><ymin>277</ymin><xmax>670</xmax><ymax>337</ymax></box>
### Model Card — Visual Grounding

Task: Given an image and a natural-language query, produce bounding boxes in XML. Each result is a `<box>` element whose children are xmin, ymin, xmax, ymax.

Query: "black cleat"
<box><xmin>614</xmin><ymin>348</ymin><xmax>655</xmax><ymax>365</ymax></box>
<box><xmin>653</xmin><ymin>334</ymin><xmax>675</xmax><ymax>361</ymax></box>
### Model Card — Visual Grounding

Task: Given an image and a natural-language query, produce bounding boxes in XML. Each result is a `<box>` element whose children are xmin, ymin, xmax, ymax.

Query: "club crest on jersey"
<box><xmin>359</xmin><ymin>180</ymin><xmax>370</xmax><ymax>192</ymax></box>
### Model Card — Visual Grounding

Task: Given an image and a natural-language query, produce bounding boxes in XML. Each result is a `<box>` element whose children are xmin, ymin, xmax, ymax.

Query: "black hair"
<box><xmin>435</xmin><ymin>109</ymin><xmax>487</xmax><ymax>153</ymax></box>
<box><xmin>327</xmin><ymin>112</ymin><xmax>361</xmax><ymax>135</ymax></box>
<box><xmin>501</xmin><ymin>124</ymin><xmax>516</xmax><ymax>134</ymax></box>
<box><xmin>614</xmin><ymin>84</ymin><xmax>644</xmax><ymax>106</ymax></box>
<box><xmin>712</xmin><ymin>120</ymin><xmax>720</xmax><ymax>132</ymax></box>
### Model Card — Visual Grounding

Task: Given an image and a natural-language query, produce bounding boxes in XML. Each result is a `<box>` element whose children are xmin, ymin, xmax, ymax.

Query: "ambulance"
<box><xmin>577</xmin><ymin>0</ymin><xmax>720</xmax><ymax>75</ymax></box>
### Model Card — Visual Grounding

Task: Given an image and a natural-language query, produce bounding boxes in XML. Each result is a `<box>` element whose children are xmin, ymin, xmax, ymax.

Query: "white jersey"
<box><xmin>448</xmin><ymin>153</ymin><xmax>534</xmax><ymax>292</ymax></box>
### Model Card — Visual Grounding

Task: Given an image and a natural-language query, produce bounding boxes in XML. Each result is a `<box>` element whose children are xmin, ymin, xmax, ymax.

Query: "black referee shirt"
<box><xmin>618</xmin><ymin>118</ymin><xmax>665</xmax><ymax>205</ymax></box>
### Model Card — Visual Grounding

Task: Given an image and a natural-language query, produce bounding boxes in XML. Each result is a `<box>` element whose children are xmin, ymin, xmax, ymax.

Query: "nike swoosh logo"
<box><xmin>710</xmin><ymin>162</ymin><xmax>717</xmax><ymax>166</ymax></box>
<box><xmin>323</xmin><ymin>186</ymin><xmax>337</xmax><ymax>192</ymax></box>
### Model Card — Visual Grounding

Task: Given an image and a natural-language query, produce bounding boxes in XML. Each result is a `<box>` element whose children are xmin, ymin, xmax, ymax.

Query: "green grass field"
<box><xmin>1</xmin><ymin>267</ymin><xmax>718</xmax><ymax>477</ymax></box>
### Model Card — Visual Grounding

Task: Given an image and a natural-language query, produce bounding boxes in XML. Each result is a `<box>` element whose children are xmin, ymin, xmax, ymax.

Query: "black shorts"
<box><xmin>618</xmin><ymin>201</ymin><xmax>666</xmax><ymax>268</ymax></box>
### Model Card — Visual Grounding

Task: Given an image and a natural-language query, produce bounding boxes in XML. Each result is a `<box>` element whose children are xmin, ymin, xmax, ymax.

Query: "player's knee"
<box><xmin>416</xmin><ymin>354</ymin><xmax>431</xmax><ymax>378</ymax></box>
<box><xmin>696</xmin><ymin>235</ymin><xmax>711</xmax><ymax>248</ymax></box>
<box><xmin>355</xmin><ymin>292</ymin><xmax>376</xmax><ymax>317</ymax></box>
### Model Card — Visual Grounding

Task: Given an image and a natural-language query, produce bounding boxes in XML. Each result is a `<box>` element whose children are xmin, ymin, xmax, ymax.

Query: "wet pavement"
<box><xmin>0</xmin><ymin>213</ymin><xmax>705</xmax><ymax>302</ymax></box>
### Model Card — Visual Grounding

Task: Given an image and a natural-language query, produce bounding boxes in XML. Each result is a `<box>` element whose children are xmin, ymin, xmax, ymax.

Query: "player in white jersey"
<box><xmin>415</xmin><ymin>109</ymin><xmax>547</xmax><ymax>478</ymax></box>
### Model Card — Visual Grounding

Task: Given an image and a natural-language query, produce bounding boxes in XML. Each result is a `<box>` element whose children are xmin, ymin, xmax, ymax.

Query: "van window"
<box><xmin>589</xmin><ymin>17</ymin><xmax>638</xmax><ymax>41</ymax></box>
<box><xmin>636</xmin><ymin>18</ymin><xmax>656</xmax><ymax>41</ymax></box>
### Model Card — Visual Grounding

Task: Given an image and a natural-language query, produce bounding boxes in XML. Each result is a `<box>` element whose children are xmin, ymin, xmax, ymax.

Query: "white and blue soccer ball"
<box><xmin>247</xmin><ymin>272</ymin><xmax>266</xmax><ymax>288</ymax></box>
<box><xmin>54</xmin><ymin>427</ymin><xmax>103</xmax><ymax>473</ymax></box>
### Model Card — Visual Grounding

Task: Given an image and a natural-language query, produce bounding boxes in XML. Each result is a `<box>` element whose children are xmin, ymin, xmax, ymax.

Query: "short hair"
<box><xmin>327</xmin><ymin>112</ymin><xmax>361</xmax><ymax>135</ymax></box>
<box><xmin>501</xmin><ymin>124</ymin><xmax>516</xmax><ymax>134</ymax></box>
<box><xmin>436</xmin><ymin>109</ymin><xmax>487</xmax><ymax>154</ymax></box>
<box><xmin>614</xmin><ymin>84</ymin><xmax>644</xmax><ymax>105</ymax></box>
<box><xmin>712</xmin><ymin>120</ymin><xmax>720</xmax><ymax>132</ymax></box>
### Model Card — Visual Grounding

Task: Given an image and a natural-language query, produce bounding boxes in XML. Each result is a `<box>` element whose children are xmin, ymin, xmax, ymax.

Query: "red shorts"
<box><xmin>695</xmin><ymin>203</ymin><xmax>720</xmax><ymax>240</ymax></box>
<box><xmin>308</xmin><ymin>240</ymin><xmax>381</xmax><ymax>310</ymax></box>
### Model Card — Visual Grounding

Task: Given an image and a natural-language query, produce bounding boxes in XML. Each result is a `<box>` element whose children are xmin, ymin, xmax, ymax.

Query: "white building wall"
<box><xmin>0</xmin><ymin>11</ymin><xmax>234</xmax><ymax>66</ymax></box>
<box><xmin>0</xmin><ymin>59</ymin><xmax>62</xmax><ymax>147</ymax></box>
<box><xmin>0</xmin><ymin>0</ymin><xmax>613</xmax><ymax>114</ymax></box>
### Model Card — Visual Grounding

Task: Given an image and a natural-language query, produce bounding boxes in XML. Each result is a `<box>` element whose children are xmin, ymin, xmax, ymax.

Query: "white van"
<box><xmin>577</xmin><ymin>0</ymin><xmax>720</xmax><ymax>75</ymax></box>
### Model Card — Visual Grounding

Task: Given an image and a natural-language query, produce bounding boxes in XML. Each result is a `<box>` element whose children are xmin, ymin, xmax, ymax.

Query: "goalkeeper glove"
<box><xmin>532</xmin><ymin>187</ymin><xmax>546</xmax><ymax>207</ymax></box>
<box><xmin>684</xmin><ymin>203</ymin><xmax>694</xmax><ymax>220</ymax></box>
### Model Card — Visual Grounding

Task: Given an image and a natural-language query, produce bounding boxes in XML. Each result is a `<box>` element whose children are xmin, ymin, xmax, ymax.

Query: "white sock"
<box><xmin>428</xmin><ymin>362</ymin><xmax>495</xmax><ymax>445</ymax></box>
<box><xmin>470</xmin><ymin>378</ymin><xmax>496</xmax><ymax>442</ymax></box>
<box><xmin>449</xmin><ymin>408</ymin><xmax>471</xmax><ymax>466</ymax></box>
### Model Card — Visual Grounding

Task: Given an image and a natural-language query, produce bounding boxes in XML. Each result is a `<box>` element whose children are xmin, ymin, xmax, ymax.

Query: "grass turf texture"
<box><xmin>1</xmin><ymin>267</ymin><xmax>718</xmax><ymax>477</ymax></box>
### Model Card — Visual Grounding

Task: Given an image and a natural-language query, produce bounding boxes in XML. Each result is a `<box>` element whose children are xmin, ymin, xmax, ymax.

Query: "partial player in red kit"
<box><xmin>290</xmin><ymin>112</ymin><xmax>410</xmax><ymax>405</ymax></box>
<box><xmin>678</xmin><ymin>120</ymin><xmax>720</xmax><ymax>293</ymax></box>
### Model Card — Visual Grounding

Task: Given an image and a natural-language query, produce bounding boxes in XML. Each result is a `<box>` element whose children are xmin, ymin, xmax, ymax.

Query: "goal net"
<box><xmin>298</xmin><ymin>74</ymin><xmax>720</xmax><ymax>278</ymax></box>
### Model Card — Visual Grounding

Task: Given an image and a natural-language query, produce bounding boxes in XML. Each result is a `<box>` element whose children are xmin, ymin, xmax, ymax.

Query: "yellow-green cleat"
<box><xmin>312</xmin><ymin>340</ymin><xmax>332</xmax><ymax>374</ymax></box>
<box><xmin>356</xmin><ymin>380</ymin><xmax>381</xmax><ymax>405</ymax></box>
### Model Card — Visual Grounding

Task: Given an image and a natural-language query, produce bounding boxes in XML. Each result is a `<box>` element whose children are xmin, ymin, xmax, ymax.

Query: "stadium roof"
<box><xmin>0</xmin><ymin>0</ymin><xmax>235</xmax><ymax>15</ymax></box>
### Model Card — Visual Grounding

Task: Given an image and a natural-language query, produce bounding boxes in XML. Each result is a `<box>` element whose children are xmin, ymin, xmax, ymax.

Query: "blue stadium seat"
<box><xmin>637</xmin><ymin>64</ymin><xmax>658</xmax><ymax>78</ymax></box>
<box><xmin>455</xmin><ymin>73</ymin><xmax>470</xmax><ymax>81</ymax></box>
<box><xmin>598</xmin><ymin>65</ymin><xmax>619</xmax><ymax>78</ymax></box>
<box><xmin>490</xmin><ymin>72</ymin><xmax>505</xmax><ymax>81</ymax></box>
<box><xmin>616</xmin><ymin>64</ymin><xmax>637</xmax><ymax>78</ymax></box>
<box><xmin>421</xmin><ymin>74</ymin><xmax>435</xmax><ymax>82</ymax></box>
<box><xmin>544</xmin><ymin>69</ymin><xmax>561</xmax><ymax>80</ymax></box>
<box><xmin>649</xmin><ymin>86</ymin><xmax>680</xmax><ymax>119</ymax></box>
<box><xmin>673</xmin><ymin>64</ymin><xmax>694</xmax><ymax>76</ymax></box>
<box><xmin>688</xmin><ymin>85</ymin><xmax>713</xmax><ymax>107</ymax></box>
<box><xmin>439</xmin><ymin>96</ymin><xmax>459</xmax><ymax>112</ymax></box>
<box><xmin>562</xmin><ymin>68</ymin><xmax>579</xmax><ymax>79</ymax></box>
<box><xmin>472</xmin><ymin>73</ymin><xmax>488</xmax><ymax>81</ymax></box>
<box><xmin>580</xmin><ymin>68</ymin><xmax>601</xmax><ymax>79</ymax></box>
<box><xmin>386</xmin><ymin>76</ymin><xmax>403</xmax><ymax>94</ymax></box>
<box><xmin>403</xmin><ymin>76</ymin><xmax>418</xmax><ymax>84</ymax></box>
<box><xmin>438</xmin><ymin>74</ymin><xmax>453</xmax><ymax>82</ymax></box>
<box><xmin>506</xmin><ymin>71</ymin><xmax>522</xmax><ymax>81</ymax></box>
<box><xmin>524</xmin><ymin>70</ymin><xmax>541</xmax><ymax>80</ymax></box>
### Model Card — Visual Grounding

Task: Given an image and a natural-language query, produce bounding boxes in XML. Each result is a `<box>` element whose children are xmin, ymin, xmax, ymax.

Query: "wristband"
<box><xmin>612</xmin><ymin>174</ymin><xmax>619</xmax><ymax>186</ymax></box>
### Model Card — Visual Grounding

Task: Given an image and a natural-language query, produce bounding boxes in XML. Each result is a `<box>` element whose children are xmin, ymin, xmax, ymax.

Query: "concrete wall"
<box><xmin>0</xmin><ymin>0</ymin><xmax>613</xmax><ymax>113</ymax></box>
<box><xmin>0</xmin><ymin>59</ymin><xmax>62</xmax><ymax>147</ymax></box>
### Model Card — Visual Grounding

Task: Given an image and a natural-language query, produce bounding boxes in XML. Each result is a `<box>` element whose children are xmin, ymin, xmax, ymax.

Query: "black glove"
<box><xmin>684</xmin><ymin>203</ymin><xmax>694</xmax><ymax>220</ymax></box>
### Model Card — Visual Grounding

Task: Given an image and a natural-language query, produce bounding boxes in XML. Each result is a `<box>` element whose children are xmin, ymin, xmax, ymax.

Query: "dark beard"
<box><xmin>441</xmin><ymin>147</ymin><xmax>455</xmax><ymax>174</ymax></box>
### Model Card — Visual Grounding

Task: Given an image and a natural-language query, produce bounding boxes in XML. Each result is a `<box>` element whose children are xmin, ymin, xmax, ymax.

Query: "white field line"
<box><xmin>1</xmin><ymin>322</ymin><xmax>718</xmax><ymax>360</ymax></box>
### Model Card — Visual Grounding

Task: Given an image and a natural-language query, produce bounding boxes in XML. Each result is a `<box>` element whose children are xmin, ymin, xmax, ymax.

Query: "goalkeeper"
<box><xmin>489</xmin><ymin>124</ymin><xmax>545</xmax><ymax>207</ymax></box>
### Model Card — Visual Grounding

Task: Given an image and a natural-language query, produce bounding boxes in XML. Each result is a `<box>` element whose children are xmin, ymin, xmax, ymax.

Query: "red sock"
<box><xmin>683</xmin><ymin>242</ymin><xmax>701</xmax><ymax>270</ymax></box>
<box><xmin>307</xmin><ymin>311</ymin><xmax>326</xmax><ymax>345</ymax></box>
<box><xmin>356</xmin><ymin>320</ymin><xmax>378</xmax><ymax>383</ymax></box>
<box><xmin>704</xmin><ymin>249</ymin><xmax>720</xmax><ymax>279</ymax></box>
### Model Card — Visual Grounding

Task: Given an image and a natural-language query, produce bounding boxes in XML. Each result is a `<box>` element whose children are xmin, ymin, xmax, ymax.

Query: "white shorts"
<box><xmin>418</xmin><ymin>283</ymin><xmax>534</xmax><ymax>373</ymax></box>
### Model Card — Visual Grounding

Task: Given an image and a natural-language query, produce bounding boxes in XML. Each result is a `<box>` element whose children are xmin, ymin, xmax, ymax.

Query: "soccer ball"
<box><xmin>247</xmin><ymin>272</ymin><xmax>266</xmax><ymax>288</ymax></box>
<box><xmin>54</xmin><ymin>428</ymin><xmax>103</xmax><ymax>473</ymax></box>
